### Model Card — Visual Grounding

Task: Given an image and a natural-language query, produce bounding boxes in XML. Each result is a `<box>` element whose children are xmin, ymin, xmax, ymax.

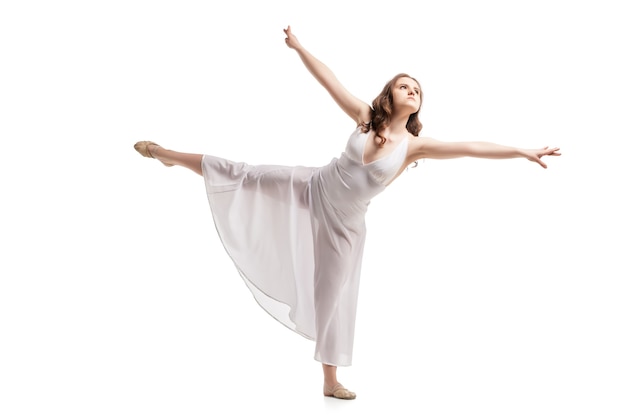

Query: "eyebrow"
<box><xmin>400</xmin><ymin>83</ymin><xmax>420</xmax><ymax>91</ymax></box>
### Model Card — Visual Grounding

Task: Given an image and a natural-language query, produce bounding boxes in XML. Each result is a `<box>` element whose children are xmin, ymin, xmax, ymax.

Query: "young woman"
<box><xmin>134</xmin><ymin>25</ymin><xmax>560</xmax><ymax>400</ymax></box>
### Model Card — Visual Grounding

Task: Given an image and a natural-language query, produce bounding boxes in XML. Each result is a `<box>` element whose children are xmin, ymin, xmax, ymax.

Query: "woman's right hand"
<box><xmin>283</xmin><ymin>25</ymin><xmax>302</xmax><ymax>50</ymax></box>
<box><xmin>281</xmin><ymin>25</ymin><xmax>371</xmax><ymax>125</ymax></box>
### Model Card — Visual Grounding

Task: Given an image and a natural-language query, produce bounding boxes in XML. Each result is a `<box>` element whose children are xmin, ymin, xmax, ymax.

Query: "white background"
<box><xmin>1</xmin><ymin>0</ymin><xmax>625</xmax><ymax>416</ymax></box>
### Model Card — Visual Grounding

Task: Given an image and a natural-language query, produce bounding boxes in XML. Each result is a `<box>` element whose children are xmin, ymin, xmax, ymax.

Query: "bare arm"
<box><xmin>409</xmin><ymin>137</ymin><xmax>561</xmax><ymax>169</ymax></box>
<box><xmin>283</xmin><ymin>26</ymin><xmax>371</xmax><ymax>125</ymax></box>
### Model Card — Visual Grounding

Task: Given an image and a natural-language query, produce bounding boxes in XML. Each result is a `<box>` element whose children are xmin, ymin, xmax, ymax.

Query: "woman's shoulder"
<box><xmin>408</xmin><ymin>134</ymin><xmax>433</xmax><ymax>143</ymax></box>
<box><xmin>348</xmin><ymin>125</ymin><xmax>368</xmax><ymax>141</ymax></box>
<box><xmin>349</xmin><ymin>122</ymin><xmax>369</xmax><ymax>135</ymax></box>
<box><xmin>405</xmin><ymin>135</ymin><xmax>440</xmax><ymax>160</ymax></box>
<box><xmin>344</xmin><ymin>124</ymin><xmax>372</xmax><ymax>150</ymax></box>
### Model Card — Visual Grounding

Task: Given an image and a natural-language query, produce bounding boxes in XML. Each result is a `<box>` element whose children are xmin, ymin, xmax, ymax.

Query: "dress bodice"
<box><xmin>342</xmin><ymin>127</ymin><xmax>408</xmax><ymax>186</ymax></box>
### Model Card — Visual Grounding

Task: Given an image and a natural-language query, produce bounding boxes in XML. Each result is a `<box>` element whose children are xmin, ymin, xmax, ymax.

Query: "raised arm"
<box><xmin>284</xmin><ymin>25</ymin><xmax>371</xmax><ymax>125</ymax></box>
<box><xmin>409</xmin><ymin>137</ymin><xmax>561</xmax><ymax>169</ymax></box>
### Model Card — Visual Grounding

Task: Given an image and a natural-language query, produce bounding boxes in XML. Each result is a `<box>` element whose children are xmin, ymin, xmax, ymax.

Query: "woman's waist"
<box><xmin>315</xmin><ymin>157</ymin><xmax>385</xmax><ymax>202</ymax></box>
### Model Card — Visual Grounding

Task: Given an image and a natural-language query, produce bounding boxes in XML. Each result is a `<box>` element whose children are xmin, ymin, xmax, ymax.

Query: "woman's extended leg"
<box><xmin>134</xmin><ymin>141</ymin><xmax>203</xmax><ymax>176</ymax></box>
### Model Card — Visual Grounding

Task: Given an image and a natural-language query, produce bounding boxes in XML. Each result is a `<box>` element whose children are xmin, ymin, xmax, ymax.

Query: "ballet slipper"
<box><xmin>133</xmin><ymin>141</ymin><xmax>173</xmax><ymax>167</ymax></box>
<box><xmin>323</xmin><ymin>383</ymin><xmax>356</xmax><ymax>400</ymax></box>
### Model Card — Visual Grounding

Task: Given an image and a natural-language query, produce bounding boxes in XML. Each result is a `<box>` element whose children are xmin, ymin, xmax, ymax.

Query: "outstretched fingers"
<box><xmin>283</xmin><ymin>25</ymin><xmax>300</xmax><ymax>50</ymax></box>
<box><xmin>534</xmin><ymin>146</ymin><xmax>561</xmax><ymax>168</ymax></box>
<box><xmin>541</xmin><ymin>146</ymin><xmax>561</xmax><ymax>156</ymax></box>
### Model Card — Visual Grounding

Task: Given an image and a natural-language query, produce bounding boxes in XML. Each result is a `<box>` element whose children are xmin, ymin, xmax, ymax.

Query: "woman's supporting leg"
<box><xmin>323</xmin><ymin>363</ymin><xmax>338</xmax><ymax>388</ymax></box>
<box><xmin>134</xmin><ymin>141</ymin><xmax>203</xmax><ymax>176</ymax></box>
<box><xmin>322</xmin><ymin>364</ymin><xmax>356</xmax><ymax>400</ymax></box>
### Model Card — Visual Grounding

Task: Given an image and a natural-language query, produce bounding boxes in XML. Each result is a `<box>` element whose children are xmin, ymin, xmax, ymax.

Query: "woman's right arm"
<box><xmin>284</xmin><ymin>25</ymin><xmax>371</xmax><ymax>125</ymax></box>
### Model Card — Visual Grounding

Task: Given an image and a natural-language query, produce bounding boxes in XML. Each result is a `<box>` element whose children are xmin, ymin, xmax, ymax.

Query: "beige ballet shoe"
<box><xmin>133</xmin><ymin>141</ymin><xmax>173</xmax><ymax>167</ymax></box>
<box><xmin>323</xmin><ymin>383</ymin><xmax>356</xmax><ymax>400</ymax></box>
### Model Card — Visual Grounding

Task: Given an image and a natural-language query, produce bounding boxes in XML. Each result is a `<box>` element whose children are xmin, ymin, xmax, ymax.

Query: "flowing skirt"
<box><xmin>202</xmin><ymin>154</ymin><xmax>372</xmax><ymax>366</ymax></box>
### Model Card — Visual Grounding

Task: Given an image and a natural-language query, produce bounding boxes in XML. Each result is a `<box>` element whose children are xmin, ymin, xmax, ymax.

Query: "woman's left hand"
<box><xmin>524</xmin><ymin>146</ymin><xmax>561</xmax><ymax>168</ymax></box>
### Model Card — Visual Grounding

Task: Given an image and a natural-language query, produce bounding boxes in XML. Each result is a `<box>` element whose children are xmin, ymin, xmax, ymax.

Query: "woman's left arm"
<box><xmin>409</xmin><ymin>137</ymin><xmax>561</xmax><ymax>168</ymax></box>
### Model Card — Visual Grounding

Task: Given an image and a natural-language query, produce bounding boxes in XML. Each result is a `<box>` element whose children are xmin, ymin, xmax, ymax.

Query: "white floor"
<box><xmin>2</xmin><ymin>248</ymin><xmax>624</xmax><ymax>417</ymax></box>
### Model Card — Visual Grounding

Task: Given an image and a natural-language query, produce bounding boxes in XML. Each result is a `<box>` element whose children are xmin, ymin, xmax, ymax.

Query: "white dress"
<box><xmin>201</xmin><ymin>127</ymin><xmax>409</xmax><ymax>366</ymax></box>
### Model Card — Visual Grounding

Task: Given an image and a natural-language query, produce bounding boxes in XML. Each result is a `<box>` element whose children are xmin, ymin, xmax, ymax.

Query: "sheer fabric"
<box><xmin>201</xmin><ymin>127</ymin><xmax>409</xmax><ymax>366</ymax></box>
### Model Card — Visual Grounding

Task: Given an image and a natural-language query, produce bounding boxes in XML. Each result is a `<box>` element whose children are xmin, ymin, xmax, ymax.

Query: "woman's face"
<box><xmin>392</xmin><ymin>77</ymin><xmax>421</xmax><ymax>113</ymax></box>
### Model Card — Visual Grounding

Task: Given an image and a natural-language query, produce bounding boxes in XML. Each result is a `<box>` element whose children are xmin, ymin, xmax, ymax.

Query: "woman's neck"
<box><xmin>383</xmin><ymin>117</ymin><xmax>410</xmax><ymax>139</ymax></box>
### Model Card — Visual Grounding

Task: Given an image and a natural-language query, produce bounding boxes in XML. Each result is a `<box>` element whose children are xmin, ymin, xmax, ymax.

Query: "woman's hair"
<box><xmin>361</xmin><ymin>73</ymin><xmax>423</xmax><ymax>146</ymax></box>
